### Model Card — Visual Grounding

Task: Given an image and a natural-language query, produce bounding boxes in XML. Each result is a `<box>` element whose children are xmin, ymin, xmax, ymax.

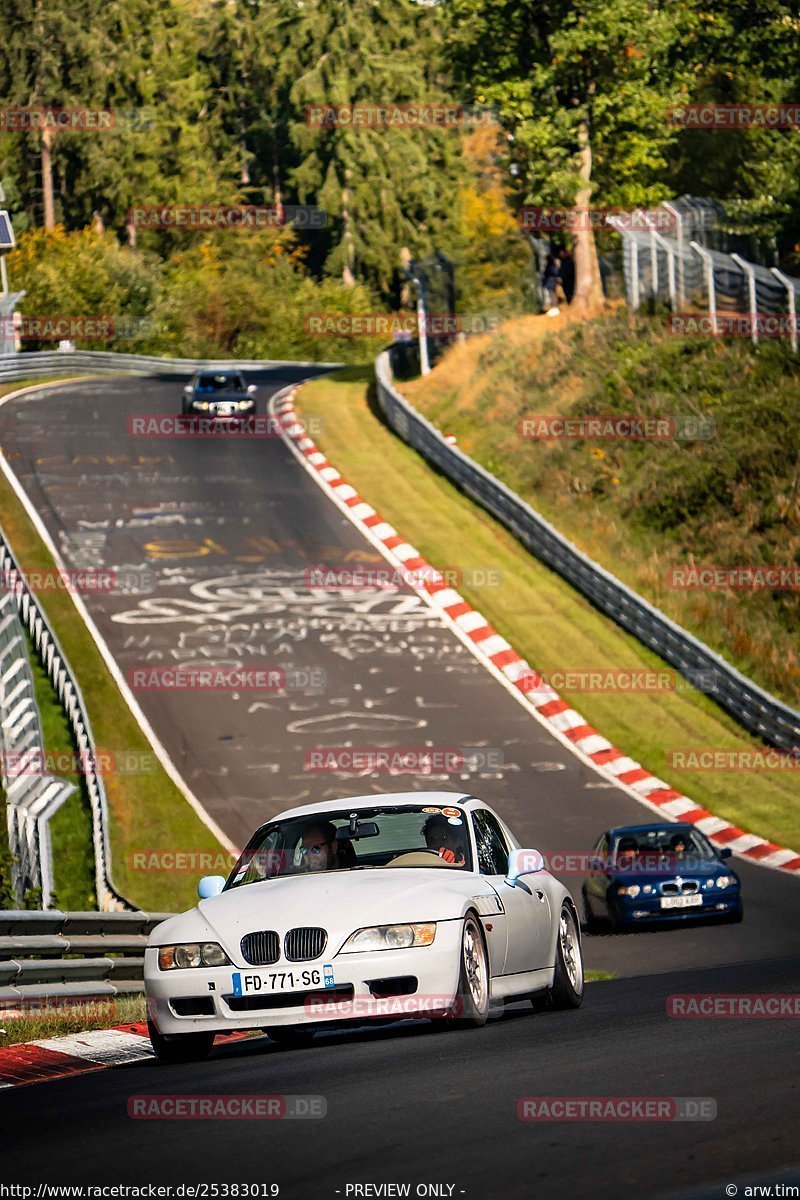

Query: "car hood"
<box><xmin>149</xmin><ymin>869</ymin><xmax>497</xmax><ymax>958</ymax></box>
<box><xmin>606</xmin><ymin>860</ymin><xmax>732</xmax><ymax>883</ymax></box>
<box><xmin>192</xmin><ymin>389</ymin><xmax>246</xmax><ymax>403</ymax></box>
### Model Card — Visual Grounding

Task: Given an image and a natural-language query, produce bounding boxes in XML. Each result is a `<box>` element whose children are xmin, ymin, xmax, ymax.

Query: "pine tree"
<box><xmin>273</xmin><ymin>0</ymin><xmax>466</xmax><ymax>298</ymax></box>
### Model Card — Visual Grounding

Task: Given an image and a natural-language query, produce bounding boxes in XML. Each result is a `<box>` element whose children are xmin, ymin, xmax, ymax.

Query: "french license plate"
<box><xmin>231</xmin><ymin>965</ymin><xmax>335</xmax><ymax>996</ymax></box>
<box><xmin>660</xmin><ymin>894</ymin><xmax>703</xmax><ymax>909</ymax></box>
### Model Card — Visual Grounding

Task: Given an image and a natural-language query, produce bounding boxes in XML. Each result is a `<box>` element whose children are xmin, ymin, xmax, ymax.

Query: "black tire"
<box><xmin>454</xmin><ymin>913</ymin><xmax>490</xmax><ymax>1027</ymax></box>
<box><xmin>147</xmin><ymin>1019</ymin><xmax>214</xmax><ymax>1064</ymax></box>
<box><xmin>582</xmin><ymin>886</ymin><xmax>601</xmax><ymax>935</ymax></box>
<box><xmin>607</xmin><ymin>899</ymin><xmax>622</xmax><ymax>934</ymax></box>
<box><xmin>548</xmin><ymin>903</ymin><xmax>584</xmax><ymax>1010</ymax></box>
<box><xmin>264</xmin><ymin>1025</ymin><xmax>315</xmax><ymax>1048</ymax></box>
<box><xmin>433</xmin><ymin>913</ymin><xmax>490</xmax><ymax>1030</ymax></box>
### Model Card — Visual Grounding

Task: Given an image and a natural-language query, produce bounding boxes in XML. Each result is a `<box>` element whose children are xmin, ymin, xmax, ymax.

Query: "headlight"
<box><xmin>716</xmin><ymin>875</ymin><xmax>736</xmax><ymax>889</ymax></box>
<box><xmin>617</xmin><ymin>885</ymin><xmax>640</xmax><ymax>897</ymax></box>
<box><xmin>158</xmin><ymin>942</ymin><xmax>232</xmax><ymax>970</ymax></box>
<box><xmin>238</xmin><ymin>399</ymin><xmax>251</xmax><ymax>408</ymax></box>
<box><xmin>340</xmin><ymin>923</ymin><xmax>436</xmax><ymax>953</ymax></box>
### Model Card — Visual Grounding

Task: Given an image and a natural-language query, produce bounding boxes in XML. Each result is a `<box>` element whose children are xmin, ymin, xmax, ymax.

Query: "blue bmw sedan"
<box><xmin>582</xmin><ymin>822</ymin><xmax>743</xmax><ymax>932</ymax></box>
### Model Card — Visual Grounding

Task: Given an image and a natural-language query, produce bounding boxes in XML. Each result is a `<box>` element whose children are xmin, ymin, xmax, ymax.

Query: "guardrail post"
<box><xmin>691</xmin><ymin>242</ymin><xmax>717</xmax><ymax>332</ymax></box>
<box><xmin>630</xmin><ymin>238</ymin><xmax>640</xmax><ymax>311</ymax></box>
<box><xmin>662</xmin><ymin>202</ymin><xmax>685</xmax><ymax>307</ymax></box>
<box><xmin>649</xmin><ymin>226</ymin><xmax>660</xmax><ymax>303</ymax></box>
<box><xmin>731</xmin><ymin>253</ymin><xmax>758</xmax><ymax>346</ymax></box>
<box><xmin>645</xmin><ymin>214</ymin><xmax>677</xmax><ymax>312</ymax></box>
<box><xmin>770</xmin><ymin>267</ymin><xmax>798</xmax><ymax>353</ymax></box>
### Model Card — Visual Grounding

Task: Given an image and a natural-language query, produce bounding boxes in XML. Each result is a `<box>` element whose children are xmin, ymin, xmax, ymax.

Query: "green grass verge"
<box><xmin>0</xmin><ymin>377</ymin><xmax>223</xmax><ymax>912</ymax></box>
<box><xmin>296</xmin><ymin>367</ymin><xmax>800</xmax><ymax>850</ymax></box>
<box><xmin>0</xmin><ymin>994</ymin><xmax>145</xmax><ymax>1048</ymax></box>
<box><xmin>0</xmin><ymin>376</ymin><xmax>91</xmax><ymax>400</ymax></box>
<box><xmin>28</xmin><ymin>645</ymin><xmax>96</xmax><ymax>910</ymax></box>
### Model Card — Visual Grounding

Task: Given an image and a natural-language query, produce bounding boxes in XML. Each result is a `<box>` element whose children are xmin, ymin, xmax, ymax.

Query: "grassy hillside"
<box><xmin>404</xmin><ymin>311</ymin><xmax>800</xmax><ymax>709</ymax></box>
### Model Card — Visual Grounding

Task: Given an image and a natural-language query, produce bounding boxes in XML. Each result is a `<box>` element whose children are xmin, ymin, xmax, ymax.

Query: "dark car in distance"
<box><xmin>582</xmin><ymin>822</ymin><xmax>743</xmax><ymax>932</ymax></box>
<box><xmin>181</xmin><ymin>370</ymin><xmax>257</xmax><ymax>417</ymax></box>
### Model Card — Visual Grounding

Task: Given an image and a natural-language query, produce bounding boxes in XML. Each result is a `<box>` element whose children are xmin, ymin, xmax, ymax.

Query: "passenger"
<box><xmin>422</xmin><ymin>814</ymin><xmax>467</xmax><ymax>866</ymax></box>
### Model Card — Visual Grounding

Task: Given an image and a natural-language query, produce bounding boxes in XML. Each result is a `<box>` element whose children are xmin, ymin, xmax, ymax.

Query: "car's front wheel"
<box><xmin>548</xmin><ymin>903</ymin><xmax>584</xmax><ymax>1009</ymax></box>
<box><xmin>454</xmin><ymin>913</ymin><xmax>490</xmax><ymax>1026</ymax></box>
<box><xmin>147</xmin><ymin>1019</ymin><xmax>214</xmax><ymax>1064</ymax></box>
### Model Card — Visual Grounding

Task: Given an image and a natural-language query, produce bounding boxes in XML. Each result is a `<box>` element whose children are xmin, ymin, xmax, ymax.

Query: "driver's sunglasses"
<box><xmin>300</xmin><ymin>841</ymin><xmax>331</xmax><ymax>857</ymax></box>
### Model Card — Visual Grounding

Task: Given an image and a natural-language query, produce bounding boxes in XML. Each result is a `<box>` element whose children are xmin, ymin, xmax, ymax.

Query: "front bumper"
<box><xmin>614</xmin><ymin>891</ymin><xmax>742</xmax><ymax>925</ymax></box>
<box><xmin>145</xmin><ymin>921</ymin><xmax>463</xmax><ymax>1036</ymax></box>
<box><xmin>189</xmin><ymin>400</ymin><xmax>255</xmax><ymax>417</ymax></box>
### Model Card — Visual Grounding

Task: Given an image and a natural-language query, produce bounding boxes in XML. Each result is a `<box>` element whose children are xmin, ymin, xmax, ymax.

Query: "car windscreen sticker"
<box><xmin>447</xmin><ymin>817</ymin><xmax>463</xmax><ymax>825</ymax></box>
<box><xmin>232</xmin><ymin>971</ymin><xmax>243</xmax><ymax>996</ymax></box>
<box><xmin>442</xmin><ymin>807</ymin><xmax>461</xmax><ymax>818</ymax></box>
<box><xmin>323</xmin><ymin>964</ymin><xmax>335</xmax><ymax>989</ymax></box>
<box><xmin>422</xmin><ymin>807</ymin><xmax>442</xmax><ymax>813</ymax></box>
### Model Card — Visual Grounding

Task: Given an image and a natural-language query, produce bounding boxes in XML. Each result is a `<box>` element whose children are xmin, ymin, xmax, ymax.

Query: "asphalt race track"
<box><xmin>1</xmin><ymin>372</ymin><xmax>799</xmax><ymax>1197</ymax></box>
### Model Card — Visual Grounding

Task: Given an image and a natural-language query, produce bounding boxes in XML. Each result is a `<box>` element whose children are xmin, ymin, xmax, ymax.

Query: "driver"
<box><xmin>422</xmin><ymin>814</ymin><xmax>467</xmax><ymax>866</ymax></box>
<box><xmin>299</xmin><ymin>821</ymin><xmax>340</xmax><ymax>872</ymax></box>
<box><xmin>616</xmin><ymin>837</ymin><xmax>639</xmax><ymax>870</ymax></box>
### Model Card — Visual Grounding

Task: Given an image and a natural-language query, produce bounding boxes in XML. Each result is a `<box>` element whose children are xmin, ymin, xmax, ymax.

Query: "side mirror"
<box><xmin>719</xmin><ymin>847</ymin><xmax>732</xmax><ymax>860</ymax></box>
<box><xmin>183</xmin><ymin>385</ymin><xmax>192</xmax><ymax>394</ymax></box>
<box><xmin>506</xmin><ymin>847</ymin><xmax>545</xmax><ymax>891</ymax></box>
<box><xmin>198</xmin><ymin>874</ymin><xmax>225</xmax><ymax>899</ymax></box>
<box><xmin>247</xmin><ymin>384</ymin><xmax>257</xmax><ymax>394</ymax></box>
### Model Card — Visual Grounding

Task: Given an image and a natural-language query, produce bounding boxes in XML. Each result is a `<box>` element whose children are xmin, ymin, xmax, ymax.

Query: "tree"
<box><xmin>0</xmin><ymin>0</ymin><xmax>241</xmax><ymax>238</ymax></box>
<box><xmin>274</xmin><ymin>0</ymin><xmax>466</xmax><ymax>298</ymax></box>
<box><xmin>444</xmin><ymin>0</ymin><xmax>689</xmax><ymax>308</ymax></box>
<box><xmin>663</xmin><ymin>0</ymin><xmax>800</xmax><ymax>266</ymax></box>
<box><xmin>0</xmin><ymin>0</ymin><xmax>105</xmax><ymax>228</ymax></box>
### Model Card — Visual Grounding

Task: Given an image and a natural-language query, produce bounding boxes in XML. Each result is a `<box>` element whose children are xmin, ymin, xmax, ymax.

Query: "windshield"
<box><xmin>226</xmin><ymin>805</ymin><xmax>472</xmax><ymax>889</ymax></box>
<box><xmin>195</xmin><ymin>373</ymin><xmax>245</xmax><ymax>391</ymax></box>
<box><xmin>612</xmin><ymin>827</ymin><xmax>716</xmax><ymax>866</ymax></box>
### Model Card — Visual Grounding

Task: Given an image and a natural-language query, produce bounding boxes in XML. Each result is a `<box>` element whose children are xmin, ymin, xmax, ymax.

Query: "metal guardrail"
<box><xmin>375</xmin><ymin>349</ymin><xmax>800</xmax><ymax>753</ymax></box>
<box><xmin>611</xmin><ymin>198</ymin><xmax>800</xmax><ymax>350</ymax></box>
<box><xmin>0</xmin><ymin>593</ymin><xmax>75</xmax><ymax>906</ymax></box>
<box><xmin>0</xmin><ymin>910</ymin><xmax>174</xmax><ymax>1006</ymax></box>
<box><xmin>0</xmin><ymin>349</ymin><xmax>341</xmax><ymax>383</ymax></box>
<box><xmin>0</xmin><ymin>529</ymin><xmax>131</xmax><ymax>911</ymax></box>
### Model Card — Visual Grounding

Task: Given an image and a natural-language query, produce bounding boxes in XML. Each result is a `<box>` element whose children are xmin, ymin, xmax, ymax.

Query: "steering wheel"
<box><xmin>386</xmin><ymin>850</ymin><xmax>454</xmax><ymax>868</ymax></box>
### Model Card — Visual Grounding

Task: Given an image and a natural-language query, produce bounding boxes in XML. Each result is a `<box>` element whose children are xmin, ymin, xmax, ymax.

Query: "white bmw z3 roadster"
<box><xmin>144</xmin><ymin>791</ymin><xmax>584</xmax><ymax>1061</ymax></box>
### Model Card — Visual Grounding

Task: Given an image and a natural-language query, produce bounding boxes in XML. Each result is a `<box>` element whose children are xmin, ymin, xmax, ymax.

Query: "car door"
<box><xmin>471</xmin><ymin>809</ymin><xmax>552</xmax><ymax>974</ymax></box>
<box><xmin>584</xmin><ymin>834</ymin><xmax>611</xmax><ymax>917</ymax></box>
